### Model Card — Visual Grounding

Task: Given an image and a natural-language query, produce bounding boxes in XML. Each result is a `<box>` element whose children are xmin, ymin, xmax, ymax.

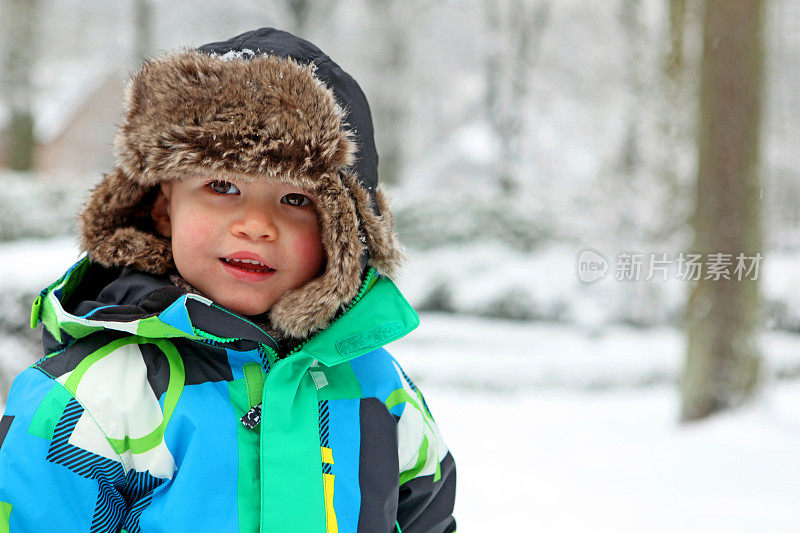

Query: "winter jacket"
<box><xmin>0</xmin><ymin>256</ymin><xmax>456</xmax><ymax>532</ymax></box>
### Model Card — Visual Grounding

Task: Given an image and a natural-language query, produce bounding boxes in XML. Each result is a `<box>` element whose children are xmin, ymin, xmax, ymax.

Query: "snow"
<box><xmin>397</xmin><ymin>241</ymin><xmax>575</xmax><ymax>322</ymax></box>
<box><xmin>391</xmin><ymin>314</ymin><xmax>800</xmax><ymax>392</ymax></box>
<box><xmin>392</xmin><ymin>313</ymin><xmax>683</xmax><ymax>391</ymax></box>
<box><xmin>214</xmin><ymin>48</ymin><xmax>257</xmax><ymax>61</ymax></box>
<box><xmin>393</xmin><ymin>238</ymin><xmax>800</xmax><ymax>335</ymax></box>
<box><xmin>0</xmin><ymin>237</ymin><xmax>82</xmax><ymax>293</ymax></box>
<box><xmin>423</xmin><ymin>383</ymin><xmax>800</xmax><ymax>531</ymax></box>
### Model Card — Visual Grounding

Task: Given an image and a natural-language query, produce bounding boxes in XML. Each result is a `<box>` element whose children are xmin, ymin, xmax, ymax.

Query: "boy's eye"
<box><xmin>209</xmin><ymin>180</ymin><xmax>240</xmax><ymax>195</ymax></box>
<box><xmin>282</xmin><ymin>193</ymin><xmax>312</xmax><ymax>207</ymax></box>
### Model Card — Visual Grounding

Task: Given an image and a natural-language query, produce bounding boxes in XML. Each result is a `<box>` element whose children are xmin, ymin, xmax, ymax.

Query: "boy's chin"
<box><xmin>210</xmin><ymin>294</ymin><xmax>274</xmax><ymax>318</ymax></box>
<box><xmin>227</xmin><ymin>302</ymin><xmax>273</xmax><ymax>317</ymax></box>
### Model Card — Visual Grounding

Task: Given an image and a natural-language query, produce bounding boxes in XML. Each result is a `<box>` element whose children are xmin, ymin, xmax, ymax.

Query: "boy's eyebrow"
<box><xmin>163</xmin><ymin>167</ymin><xmax>320</xmax><ymax>197</ymax></box>
<box><xmin>277</xmin><ymin>181</ymin><xmax>317</xmax><ymax>197</ymax></box>
<box><xmin>165</xmin><ymin>170</ymin><xmax>212</xmax><ymax>182</ymax></box>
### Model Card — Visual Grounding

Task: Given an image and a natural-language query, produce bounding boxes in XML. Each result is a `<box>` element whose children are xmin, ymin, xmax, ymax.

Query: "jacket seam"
<box><xmin>33</xmin><ymin>365</ymin><xmax>128</xmax><ymax>471</ymax></box>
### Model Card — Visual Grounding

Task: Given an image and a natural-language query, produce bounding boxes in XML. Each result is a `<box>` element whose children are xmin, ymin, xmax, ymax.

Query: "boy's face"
<box><xmin>153</xmin><ymin>173</ymin><xmax>326</xmax><ymax>317</ymax></box>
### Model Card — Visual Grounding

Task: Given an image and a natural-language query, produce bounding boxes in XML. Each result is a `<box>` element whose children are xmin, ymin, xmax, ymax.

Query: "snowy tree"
<box><xmin>278</xmin><ymin>0</ymin><xmax>337</xmax><ymax>40</ymax></box>
<box><xmin>1</xmin><ymin>0</ymin><xmax>39</xmax><ymax>171</ymax></box>
<box><xmin>681</xmin><ymin>0</ymin><xmax>765</xmax><ymax>421</ymax></box>
<box><xmin>133</xmin><ymin>0</ymin><xmax>154</xmax><ymax>66</ymax></box>
<box><xmin>363</xmin><ymin>0</ymin><xmax>416</xmax><ymax>186</ymax></box>
<box><xmin>484</xmin><ymin>0</ymin><xmax>550</xmax><ymax>196</ymax></box>
<box><xmin>284</xmin><ymin>0</ymin><xmax>314</xmax><ymax>37</ymax></box>
<box><xmin>654</xmin><ymin>0</ymin><xmax>701</xmax><ymax>242</ymax></box>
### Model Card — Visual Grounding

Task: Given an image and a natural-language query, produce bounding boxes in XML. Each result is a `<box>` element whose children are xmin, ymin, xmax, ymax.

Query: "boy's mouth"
<box><xmin>221</xmin><ymin>257</ymin><xmax>276</xmax><ymax>273</ymax></box>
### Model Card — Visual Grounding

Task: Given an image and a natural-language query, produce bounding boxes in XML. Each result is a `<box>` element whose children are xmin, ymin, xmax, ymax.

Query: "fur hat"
<box><xmin>77</xmin><ymin>28</ymin><xmax>406</xmax><ymax>339</ymax></box>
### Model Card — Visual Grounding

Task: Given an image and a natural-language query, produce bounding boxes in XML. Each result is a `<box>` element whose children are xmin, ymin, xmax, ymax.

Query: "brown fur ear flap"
<box><xmin>77</xmin><ymin>168</ymin><xmax>173</xmax><ymax>274</ymax></box>
<box><xmin>267</xmin><ymin>172</ymin><xmax>365</xmax><ymax>338</ymax></box>
<box><xmin>90</xmin><ymin>227</ymin><xmax>173</xmax><ymax>274</ymax></box>
<box><xmin>266</xmin><ymin>172</ymin><xmax>407</xmax><ymax>339</ymax></box>
<box><xmin>339</xmin><ymin>171</ymin><xmax>407</xmax><ymax>279</ymax></box>
<box><xmin>363</xmin><ymin>186</ymin><xmax>407</xmax><ymax>278</ymax></box>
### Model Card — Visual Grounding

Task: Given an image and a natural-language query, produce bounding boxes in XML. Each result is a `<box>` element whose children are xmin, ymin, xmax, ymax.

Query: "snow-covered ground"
<box><xmin>0</xmin><ymin>236</ymin><xmax>81</xmax><ymax>293</ymax></box>
<box><xmin>2</xmin><ymin>237</ymin><xmax>800</xmax><ymax>531</ymax></box>
<box><xmin>387</xmin><ymin>315</ymin><xmax>800</xmax><ymax>531</ymax></box>
<box><xmin>386</xmin><ymin>312</ymin><xmax>800</xmax><ymax>530</ymax></box>
<box><xmin>420</xmin><ymin>383</ymin><xmax>800</xmax><ymax>532</ymax></box>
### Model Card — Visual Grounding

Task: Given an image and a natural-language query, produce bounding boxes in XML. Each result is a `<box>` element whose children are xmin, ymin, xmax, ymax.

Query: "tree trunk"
<box><xmin>133</xmin><ymin>0</ymin><xmax>154</xmax><ymax>66</ymax></box>
<box><xmin>365</xmin><ymin>0</ymin><xmax>410</xmax><ymax>186</ymax></box>
<box><xmin>653</xmin><ymin>0</ymin><xmax>698</xmax><ymax>243</ymax></box>
<box><xmin>281</xmin><ymin>0</ymin><xmax>336</xmax><ymax>39</ymax></box>
<box><xmin>1</xmin><ymin>0</ymin><xmax>38</xmax><ymax>171</ymax></box>
<box><xmin>681</xmin><ymin>0</ymin><xmax>765</xmax><ymax>422</ymax></box>
<box><xmin>666</xmin><ymin>0</ymin><xmax>688</xmax><ymax>81</ymax></box>
<box><xmin>286</xmin><ymin>0</ymin><xmax>313</xmax><ymax>37</ymax></box>
<box><xmin>617</xmin><ymin>0</ymin><xmax>643</xmax><ymax>179</ymax></box>
<box><xmin>484</xmin><ymin>0</ymin><xmax>549</xmax><ymax>196</ymax></box>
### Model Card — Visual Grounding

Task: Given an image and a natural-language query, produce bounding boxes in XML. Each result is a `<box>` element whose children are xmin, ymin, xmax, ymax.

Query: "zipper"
<box><xmin>344</xmin><ymin>267</ymin><xmax>378</xmax><ymax>313</ymax></box>
<box><xmin>278</xmin><ymin>266</ymin><xmax>378</xmax><ymax>362</ymax></box>
<box><xmin>257</xmin><ymin>344</ymin><xmax>271</xmax><ymax>371</ymax></box>
<box><xmin>241</xmin><ymin>267</ymin><xmax>379</xmax><ymax>430</ymax></box>
<box><xmin>192</xmin><ymin>327</ymin><xmax>243</xmax><ymax>344</ymax></box>
<box><xmin>188</xmin><ymin>302</ymin><xmax>280</xmax><ymax>352</ymax></box>
<box><xmin>209</xmin><ymin>302</ymin><xmax>279</xmax><ymax>345</ymax></box>
<box><xmin>263</xmin><ymin>344</ymin><xmax>281</xmax><ymax>366</ymax></box>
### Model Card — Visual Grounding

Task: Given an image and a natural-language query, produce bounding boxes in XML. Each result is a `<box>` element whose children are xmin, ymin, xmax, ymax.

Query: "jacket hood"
<box><xmin>31</xmin><ymin>256</ymin><xmax>420</xmax><ymax>367</ymax></box>
<box><xmin>77</xmin><ymin>28</ymin><xmax>406</xmax><ymax>340</ymax></box>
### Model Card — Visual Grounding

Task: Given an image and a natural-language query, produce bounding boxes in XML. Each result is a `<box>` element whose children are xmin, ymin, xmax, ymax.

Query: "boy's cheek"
<box><xmin>292</xmin><ymin>233</ymin><xmax>325</xmax><ymax>263</ymax></box>
<box><xmin>174</xmin><ymin>215</ymin><xmax>216</xmax><ymax>243</ymax></box>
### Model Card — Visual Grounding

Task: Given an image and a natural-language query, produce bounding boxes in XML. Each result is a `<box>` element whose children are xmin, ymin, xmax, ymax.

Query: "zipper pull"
<box><xmin>241</xmin><ymin>402</ymin><xmax>262</xmax><ymax>430</ymax></box>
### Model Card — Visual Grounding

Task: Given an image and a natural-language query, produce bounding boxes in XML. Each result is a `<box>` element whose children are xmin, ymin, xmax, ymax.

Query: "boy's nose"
<box><xmin>231</xmin><ymin>207</ymin><xmax>279</xmax><ymax>240</ymax></box>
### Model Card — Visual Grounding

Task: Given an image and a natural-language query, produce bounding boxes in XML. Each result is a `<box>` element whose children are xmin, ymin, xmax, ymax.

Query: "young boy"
<box><xmin>0</xmin><ymin>28</ymin><xmax>456</xmax><ymax>532</ymax></box>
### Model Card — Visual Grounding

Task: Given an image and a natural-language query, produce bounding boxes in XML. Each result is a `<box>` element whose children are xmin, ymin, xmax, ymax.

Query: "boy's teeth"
<box><xmin>228</xmin><ymin>258</ymin><xmax>263</xmax><ymax>265</ymax></box>
<box><xmin>225</xmin><ymin>258</ymin><xmax>274</xmax><ymax>270</ymax></box>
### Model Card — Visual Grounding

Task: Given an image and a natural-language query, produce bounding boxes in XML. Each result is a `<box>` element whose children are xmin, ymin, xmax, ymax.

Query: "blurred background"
<box><xmin>1</xmin><ymin>0</ymin><xmax>799</xmax><ymax>530</ymax></box>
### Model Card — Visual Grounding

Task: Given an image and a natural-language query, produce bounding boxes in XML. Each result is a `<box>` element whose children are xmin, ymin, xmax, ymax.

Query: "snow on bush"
<box><xmin>0</xmin><ymin>171</ymin><xmax>87</xmax><ymax>241</ymax></box>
